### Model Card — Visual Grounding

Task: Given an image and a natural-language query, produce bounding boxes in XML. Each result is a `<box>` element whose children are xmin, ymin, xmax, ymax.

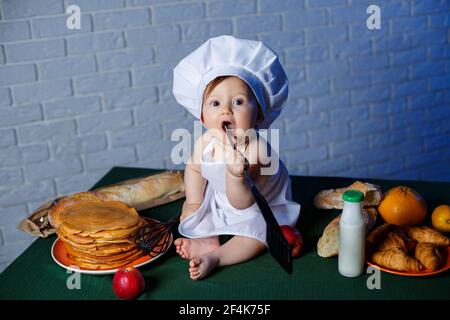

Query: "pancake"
<box><xmin>50</xmin><ymin>194</ymin><xmax>148</xmax><ymax>270</ymax></box>
<box><xmin>69</xmin><ymin>252</ymin><xmax>143</xmax><ymax>270</ymax></box>
<box><xmin>59</xmin><ymin>201</ymin><xmax>140</xmax><ymax>235</ymax></box>
<box><xmin>58</xmin><ymin>231</ymin><xmax>96</xmax><ymax>245</ymax></box>
<box><xmin>67</xmin><ymin>248</ymin><xmax>142</xmax><ymax>263</ymax></box>
<box><xmin>58</xmin><ymin>233</ymin><xmax>137</xmax><ymax>254</ymax></box>
<box><xmin>75</xmin><ymin>218</ymin><xmax>146</xmax><ymax>239</ymax></box>
<box><xmin>66</xmin><ymin>242</ymin><xmax>137</xmax><ymax>256</ymax></box>
<box><xmin>58</xmin><ymin>221</ymin><xmax>143</xmax><ymax>241</ymax></box>
<box><xmin>65</xmin><ymin>244</ymin><xmax>142</xmax><ymax>262</ymax></box>
<box><xmin>48</xmin><ymin>193</ymin><xmax>100</xmax><ymax>228</ymax></box>
<box><xmin>68</xmin><ymin>252</ymin><xmax>143</xmax><ymax>266</ymax></box>
<box><xmin>58</xmin><ymin>230</ymin><xmax>135</xmax><ymax>245</ymax></box>
<box><xmin>57</xmin><ymin>233</ymin><xmax>115</xmax><ymax>249</ymax></box>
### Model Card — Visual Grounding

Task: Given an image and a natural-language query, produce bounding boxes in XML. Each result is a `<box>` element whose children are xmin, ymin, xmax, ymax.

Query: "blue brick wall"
<box><xmin>0</xmin><ymin>0</ymin><xmax>450</xmax><ymax>271</ymax></box>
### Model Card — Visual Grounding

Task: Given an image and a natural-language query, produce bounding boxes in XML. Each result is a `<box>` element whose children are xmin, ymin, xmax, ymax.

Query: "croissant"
<box><xmin>377</xmin><ymin>233</ymin><xmax>407</xmax><ymax>252</ymax></box>
<box><xmin>367</xmin><ymin>224</ymin><xmax>393</xmax><ymax>246</ymax></box>
<box><xmin>407</xmin><ymin>226</ymin><xmax>450</xmax><ymax>247</ymax></box>
<box><xmin>366</xmin><ymin>224</ymin><xmax>406</xmax><ymax>247</ymax></box>
<box><xmin>372</xmin><ymin>248</ymin><xmax>424</xmax><ymax>272</ymax></box>
<box><xmin>415</xmin><ymin>243</ymin><xmax>442</xmax><ymax>271</ymax></box>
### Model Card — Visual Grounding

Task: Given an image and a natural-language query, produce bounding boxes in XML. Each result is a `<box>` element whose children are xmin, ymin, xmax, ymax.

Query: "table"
<box><xmin>0</xmin><ymin>167</ymin><xmax>449</xmax><ymax>300</ymax></box>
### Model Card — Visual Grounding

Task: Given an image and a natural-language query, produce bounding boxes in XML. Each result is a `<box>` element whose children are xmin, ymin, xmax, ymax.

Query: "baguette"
<box><xmin>93</xmin><ymin>171</ymin><xmax>185</xmax><ymax>210</ymax></box>
<box><xmin>314</xmin><ymin>181</ymin><xmax>382</xmax><ymax>210</ymax></box>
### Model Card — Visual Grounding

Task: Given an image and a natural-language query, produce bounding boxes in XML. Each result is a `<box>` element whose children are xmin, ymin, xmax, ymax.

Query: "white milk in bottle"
<box><xmin>338</xmin><ymin>190</ymin><xmax>365</xmax><ymax>277</ymax></box>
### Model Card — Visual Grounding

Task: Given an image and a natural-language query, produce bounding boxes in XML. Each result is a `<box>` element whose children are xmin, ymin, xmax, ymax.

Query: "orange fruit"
<box><xmin>378</xmin><ymin>186</ymin><xmax>427</xmax><ymax>226</ymax></box>
<box><xmin>431</xmin><ymin>205</ymin><xmax>450</xmax><ymax>233</ymax></box>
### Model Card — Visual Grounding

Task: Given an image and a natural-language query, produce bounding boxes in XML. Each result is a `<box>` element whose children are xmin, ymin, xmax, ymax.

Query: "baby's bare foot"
<box><xmin>174</xmin><ymin>237</ymin><xmax>220</xmax><ymax>259</ymax></box>
<box><xmin>189</xmin><ymin>255</ymin><xmax>219</xmax><ymax>280</ymax></box>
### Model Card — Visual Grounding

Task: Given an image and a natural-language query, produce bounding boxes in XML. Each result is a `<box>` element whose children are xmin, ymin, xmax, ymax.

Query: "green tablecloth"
<box><xmin>1</xmin><ymin>167</ymin><xmax>449</xmax><ymax>300</ymax></box>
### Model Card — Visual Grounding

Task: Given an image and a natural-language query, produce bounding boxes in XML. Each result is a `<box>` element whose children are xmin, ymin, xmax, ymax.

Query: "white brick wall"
<box><xmin>0</xmin><ymin>0</ymin><xmax>449</xmax><ymax>272</ymax></box>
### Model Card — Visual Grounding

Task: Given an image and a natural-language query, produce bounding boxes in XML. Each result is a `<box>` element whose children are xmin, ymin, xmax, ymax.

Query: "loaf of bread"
<box><xmin>314</xmin><ymin>181</ymin><xmax>382</xmax><ymax>210</ymax></box>
<box><xmin>92</xmin><ymin>171</ymin><xmax>185</xmax><ymax>211</ymax></box>
<box><xmin>317</xmin><ymin>207</ymin><xmax>378</xmax><ymax>258</ymax></box>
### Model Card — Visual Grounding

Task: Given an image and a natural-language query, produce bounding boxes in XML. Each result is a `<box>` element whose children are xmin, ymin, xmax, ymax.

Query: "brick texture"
<box><xmin>0</xmin><ymin>0</ymin><xmax>449</xmax><ymax>273</ymax></box>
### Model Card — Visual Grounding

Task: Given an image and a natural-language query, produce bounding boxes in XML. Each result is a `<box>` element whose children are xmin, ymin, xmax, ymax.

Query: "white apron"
<box><xmin>178</xmin><ymin>138</ymin><xmax>301</xmax><ymax>246</ymax></box>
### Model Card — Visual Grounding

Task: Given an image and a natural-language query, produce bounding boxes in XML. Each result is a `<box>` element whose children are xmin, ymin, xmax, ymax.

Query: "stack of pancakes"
<box><xmin>49</xmin><ymin>193</ymin><xmax>146</xmax><ymax>270</ymax></box>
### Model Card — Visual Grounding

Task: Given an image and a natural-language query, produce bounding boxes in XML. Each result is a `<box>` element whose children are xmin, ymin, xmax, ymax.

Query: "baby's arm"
<box><xmin>181</xmin><ymin>132</ymin><xmax>211</xmax><ymax>220</ymax></box>
<box><xmin>226</xmin><ymin>137</ymin><xmax>270</xmax><ymax>210</ymax></box>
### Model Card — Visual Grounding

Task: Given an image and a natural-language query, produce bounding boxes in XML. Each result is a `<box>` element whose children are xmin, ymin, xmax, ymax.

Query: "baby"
<box><xmin>172</xmin><ymin>35</ymin><xmax>301</xmax><ymax>280</ymax></box>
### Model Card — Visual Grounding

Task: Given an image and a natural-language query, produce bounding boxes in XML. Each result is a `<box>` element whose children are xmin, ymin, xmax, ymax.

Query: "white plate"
<box><xmin>51</xmin><ymin>233</ymin><xmax>173</xmax><ymax>275</ymax></box>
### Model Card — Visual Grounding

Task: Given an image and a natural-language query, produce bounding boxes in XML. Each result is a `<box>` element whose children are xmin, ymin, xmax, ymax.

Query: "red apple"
<box><xmin>280</xmin><ymin>225</ymin><xmax>303</xmax><ymax>258</ymax></box>
<box><xmin>112</xmin><ymin>267</ymin><xmax>145</xmax><ymax>300</ymax></box>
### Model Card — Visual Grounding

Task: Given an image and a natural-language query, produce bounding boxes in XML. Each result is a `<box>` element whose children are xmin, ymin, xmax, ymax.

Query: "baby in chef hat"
<box><xmin>172</xmin><ymin>35</ymin><xmax>300</xmax><ymax>280</ymax></box>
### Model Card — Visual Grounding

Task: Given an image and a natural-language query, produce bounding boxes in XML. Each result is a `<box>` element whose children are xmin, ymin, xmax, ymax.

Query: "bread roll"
<box><xmin>317</xmin><ymin>207</ymin><xmax>378</xmax><ymax>258</ymax></box>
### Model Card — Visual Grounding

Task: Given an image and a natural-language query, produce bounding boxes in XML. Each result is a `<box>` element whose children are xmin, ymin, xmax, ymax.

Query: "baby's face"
<box><xmin>202</xmin><ymin>77</ymin><xmax>259</xmax><ymax>142</ymax></box>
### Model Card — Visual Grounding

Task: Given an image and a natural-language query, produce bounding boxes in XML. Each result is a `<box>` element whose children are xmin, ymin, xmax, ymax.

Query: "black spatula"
<box><xmin>225</xmin><ymin>126</ymin><xmax>293</xmax><ymax>274</ymax></box>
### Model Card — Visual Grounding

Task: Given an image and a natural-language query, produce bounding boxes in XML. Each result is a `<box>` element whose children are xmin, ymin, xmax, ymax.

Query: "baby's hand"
<box><xmin>180</xmin><ymin>202</ymin><xmax>201</xmax><ymax>221</ymax></box>
<box><xmin>225</xmin><ymin>144</ymin><xmax>249</xmax><ymax>178</ymax></box>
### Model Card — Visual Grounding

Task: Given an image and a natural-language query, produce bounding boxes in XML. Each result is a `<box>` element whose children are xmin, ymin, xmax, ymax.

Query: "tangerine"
<box><xmin>378</xmin><ymin>186</ymin><xmax>427</xmax><ymax>226</ymax></box>
<box><xmin>431</xmin><ymin>205</ymin><xmax>450</xmax><ymax>233</ymax></box>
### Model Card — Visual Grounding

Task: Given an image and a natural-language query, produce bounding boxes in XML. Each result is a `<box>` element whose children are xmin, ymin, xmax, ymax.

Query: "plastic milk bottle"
<box><xmin>338</xmin><ymin>190</ymin><xmax>366</xmax><ymax>277</ymax></box>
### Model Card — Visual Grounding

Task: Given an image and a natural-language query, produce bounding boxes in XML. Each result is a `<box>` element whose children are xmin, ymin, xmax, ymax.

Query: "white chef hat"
<box><xmin>172</xmin><ymin>35</ymin><xmax>288</xmax><ymax>129</ymax></box>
